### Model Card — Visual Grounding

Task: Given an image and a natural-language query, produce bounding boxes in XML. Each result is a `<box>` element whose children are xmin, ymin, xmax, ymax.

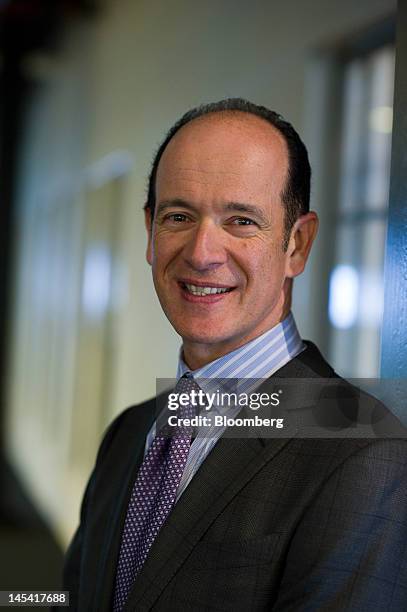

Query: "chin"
<box><xmin>175</xmin><ymin>325</ymin><xmax>227</xmax><ymax>346</ymax></box>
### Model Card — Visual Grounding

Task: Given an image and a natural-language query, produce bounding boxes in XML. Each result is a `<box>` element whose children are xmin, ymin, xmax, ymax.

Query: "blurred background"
<box><xmin>0</xmin><ymin>0</ymin><xmax>405</xmax><ymax>596</ymax></box>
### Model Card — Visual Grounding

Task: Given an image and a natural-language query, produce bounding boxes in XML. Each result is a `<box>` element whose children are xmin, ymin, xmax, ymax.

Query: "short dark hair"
<box><xmin>144</xmin><ymin>98</ymin><xmax>311</xmax><ymax>249</ymax></box>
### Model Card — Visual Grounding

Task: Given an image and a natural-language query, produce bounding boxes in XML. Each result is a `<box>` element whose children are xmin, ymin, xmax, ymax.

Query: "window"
<box><xmin>328</xmin><ymin>44</ymin><xmax>395</xmax><ymax>377</ymax></box>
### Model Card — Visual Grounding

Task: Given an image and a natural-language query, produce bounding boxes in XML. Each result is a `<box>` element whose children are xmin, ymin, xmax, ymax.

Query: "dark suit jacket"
<box><xmin>63</xmin><ymin>342</ymin><xmax>407</xmax><ymax>611</ymax></box>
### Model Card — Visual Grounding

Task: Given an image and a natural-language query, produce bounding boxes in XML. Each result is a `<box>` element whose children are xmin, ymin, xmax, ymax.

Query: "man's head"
<box><xmin>145</xmin><ymin>98</ymin><xmax>311</xmax><ymax>250</ymax></box>
<box><xmin>144</xmin><ymin>99</ymin><xmax>318</xmax><ymax>369</ymax></box>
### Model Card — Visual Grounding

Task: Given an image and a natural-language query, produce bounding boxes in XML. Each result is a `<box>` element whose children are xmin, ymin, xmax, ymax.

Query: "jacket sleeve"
<box><xmin>272</xmin><ymin>439</ymin><xmax>407</xmax><ymax>612</ymax></box>
<box><xmin>62</xmin><ymin>412</ymin><xmax>126</xmax><ymax>610</ymax></box>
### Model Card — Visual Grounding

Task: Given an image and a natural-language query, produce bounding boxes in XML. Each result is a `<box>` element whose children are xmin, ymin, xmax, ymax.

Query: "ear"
<box><xmin>144</xmin><ymin>207</ymin><xmax>153</xmax><ymax>266</ymax></box>
<box><xmin>285</xmin><ymin>212</ymin><xmax>318</xmax><ymax>278</ymax></box>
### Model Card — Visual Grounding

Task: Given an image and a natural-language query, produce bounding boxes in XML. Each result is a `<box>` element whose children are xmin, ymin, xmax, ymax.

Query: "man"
<box><xmin>64</xmin><ymin>99</ymin><xmax>407</xmax><ymax>611</ymax></box>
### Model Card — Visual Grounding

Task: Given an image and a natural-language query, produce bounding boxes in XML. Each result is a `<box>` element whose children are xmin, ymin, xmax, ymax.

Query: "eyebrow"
<box><xmin>156</xmin><ymin>199</ymin><xmax>269</xmax><ymax>224</ymax></box>
<box><xmin>156</xmin><ymin>199</ymin><xmax>197</xmax><ymax>216</ymax></box>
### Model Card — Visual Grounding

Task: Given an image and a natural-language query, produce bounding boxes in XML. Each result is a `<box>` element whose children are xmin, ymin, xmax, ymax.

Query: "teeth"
<box><xmin>184</xmin><ymin>283</ymin><xmax>231</xmax><ymax>296</ymax></box>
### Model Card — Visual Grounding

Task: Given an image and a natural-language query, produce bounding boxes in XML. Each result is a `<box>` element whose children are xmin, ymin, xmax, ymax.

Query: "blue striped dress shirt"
<box><xmin>145</xmin><ymin>311</ymin><xmax>304</xmax><ymax>499</ymax></box>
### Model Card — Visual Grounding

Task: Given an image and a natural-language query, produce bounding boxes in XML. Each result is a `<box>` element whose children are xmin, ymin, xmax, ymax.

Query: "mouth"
<box><xmin>178</xmin><ymin>280</ymin><xmax>236</xmax><ymax>301</ymax></box>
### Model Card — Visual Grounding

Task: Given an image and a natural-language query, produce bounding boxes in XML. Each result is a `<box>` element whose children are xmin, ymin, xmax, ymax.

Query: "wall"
<box><xmin>6</xmin><ymin>0</ymin><xmax>396</xmax><ymax>544</ymax></box>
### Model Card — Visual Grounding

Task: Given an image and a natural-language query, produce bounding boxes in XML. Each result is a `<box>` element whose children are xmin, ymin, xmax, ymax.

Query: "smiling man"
<box><xmin>146</xmin><ymin>107</ymin><xmax>317</xmax><ymax>368</ymax></box>
<box><xmin>64</xmin><ymin>99</ymin><xmax>407</xmax><ymax>612</ymax></box>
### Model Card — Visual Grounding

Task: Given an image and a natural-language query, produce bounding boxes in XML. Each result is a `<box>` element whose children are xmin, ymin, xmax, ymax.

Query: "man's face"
<box><xmin>146</xmin><ymin>112</ymin><xmax>299</xmax><ymax>367</ymax></box>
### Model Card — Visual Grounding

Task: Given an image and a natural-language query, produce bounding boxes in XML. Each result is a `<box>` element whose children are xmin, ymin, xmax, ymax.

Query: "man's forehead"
<box><xmin>156</xmin><ymin>111</ymin><xmax>289</xmax><ymax>190</ymax></box>
<box><xmin>166</xmin><ymin>110</ymin><xmax>287</xmax><ymax>153</ymax></box>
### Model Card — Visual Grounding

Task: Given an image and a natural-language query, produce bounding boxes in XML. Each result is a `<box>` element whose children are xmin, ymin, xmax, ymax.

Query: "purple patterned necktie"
<box><xmin>113</xmin><ymin>375</ymin><xmax>199</xmax><ymax>611</ymax></box>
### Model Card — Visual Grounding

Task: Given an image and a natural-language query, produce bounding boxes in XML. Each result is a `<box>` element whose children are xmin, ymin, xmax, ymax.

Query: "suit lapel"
<box><xmin>90</xmin><ymin>395</ymin><xmax>166</xmax><ymax>611</ymax></box>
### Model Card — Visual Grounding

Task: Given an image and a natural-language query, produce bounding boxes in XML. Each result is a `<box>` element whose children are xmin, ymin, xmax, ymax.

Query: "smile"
<box><xmin>184</xmin><ymin>283</ymin><xmax>233</xmax><ymax>296</ymax></box>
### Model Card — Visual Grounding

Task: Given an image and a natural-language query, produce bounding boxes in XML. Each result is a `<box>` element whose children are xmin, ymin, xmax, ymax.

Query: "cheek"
<box><xmin>236</xmin><ymin>242</ymin><xmax>286</xmax><ymax>284</ymax></box>
<box><xmin>152</xmin><ymin>231</ymin><xmax>172</xmax><ymax>259</ymax></box>
<box><xmin>151</xmin><ymin>233</ymin><xmax>182</xmax><ymax>275</ymax></box>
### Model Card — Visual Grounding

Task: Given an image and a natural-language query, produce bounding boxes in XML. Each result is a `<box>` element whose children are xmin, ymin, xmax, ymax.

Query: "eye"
<box><xmin>164</xmin><ymin>213</ymin><xmax>190</xmax><ymax>223</ymax></box>
<box><xmin>231</xmin><ymin>217</ymin><xmax>257</xmax><ymax>226</ymax></box>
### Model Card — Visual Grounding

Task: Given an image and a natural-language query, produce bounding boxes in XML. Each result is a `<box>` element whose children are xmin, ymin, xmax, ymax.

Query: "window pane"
<box><xmin>365</xmin><ymin>46</ymin><xmax>395</xmax><ymax>210</ymax></box>
<box><xmin>329</xmin><ymin>44</ymin><xmax>394</xmax><ymax>378</ymax></box>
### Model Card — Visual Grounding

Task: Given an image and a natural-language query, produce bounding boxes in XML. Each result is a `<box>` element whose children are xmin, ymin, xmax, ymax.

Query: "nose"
<box><xmin>182</xmin><ymin>219</ymin><xmax>228</xmax><ymax>272</ymax></box>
